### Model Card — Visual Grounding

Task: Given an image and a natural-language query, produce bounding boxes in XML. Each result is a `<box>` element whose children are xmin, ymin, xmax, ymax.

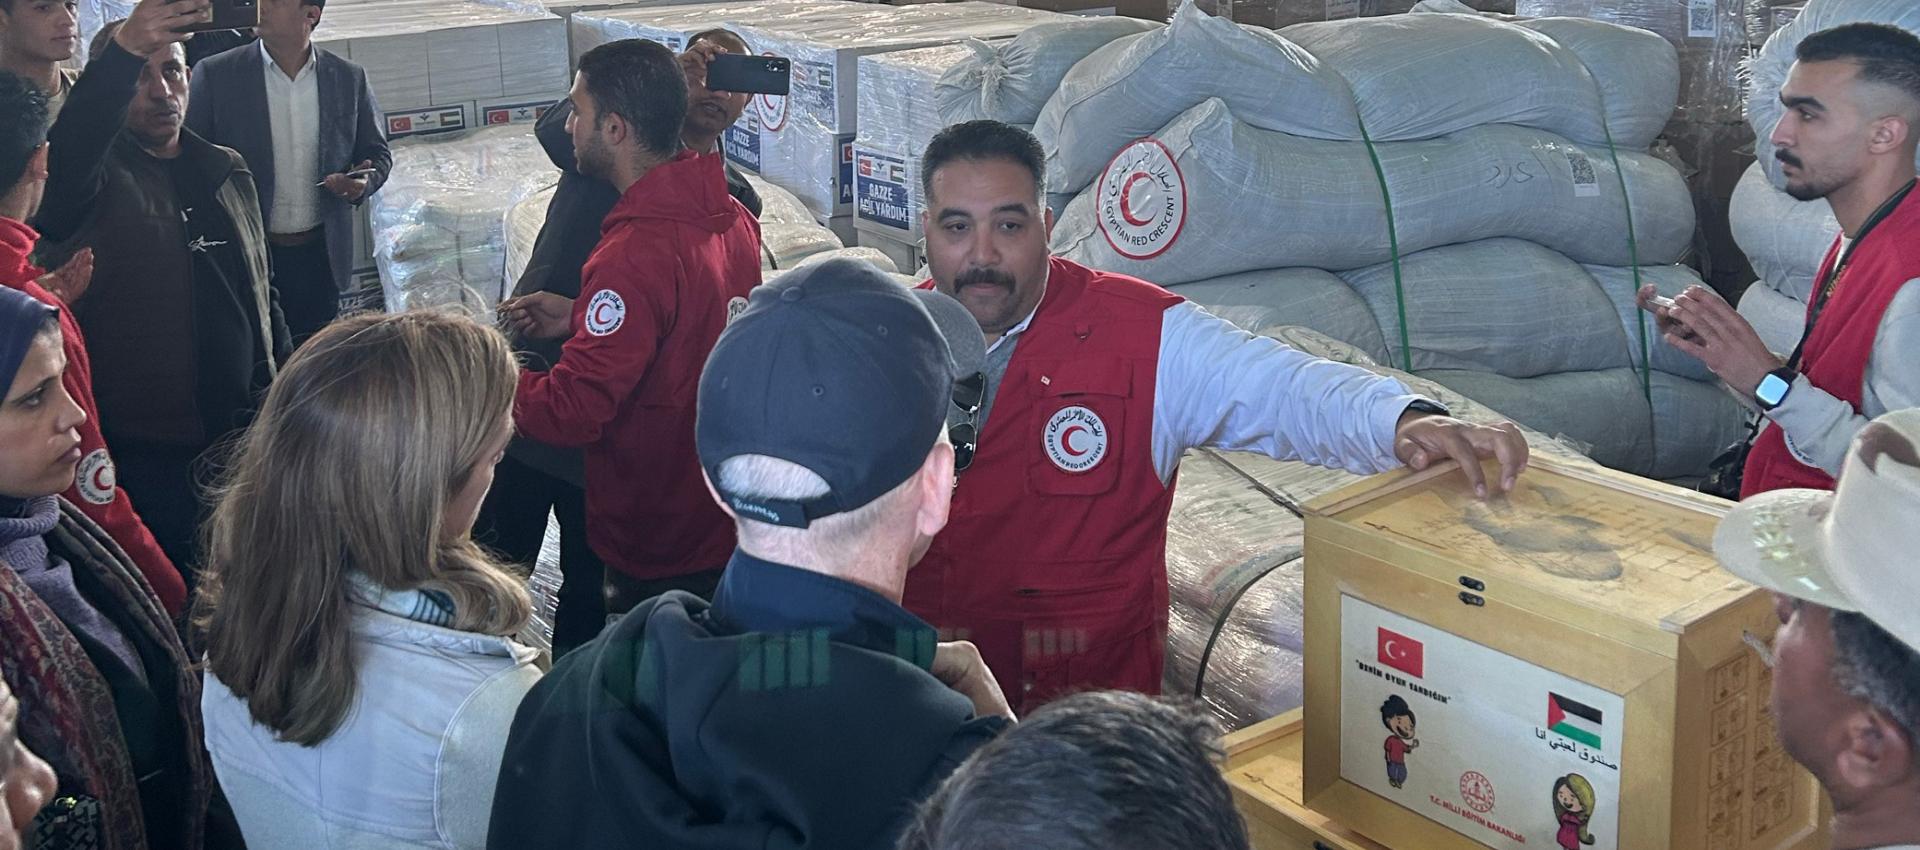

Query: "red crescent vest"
<box><xmin>907</xmin><ymin>258</ymin><xmax>1183</xmax><ymax>712</ymax></box>
<box><xmin>1742</xmin><ymin>188</ymin><xmax>1920</xmax><ymax>498</ymax></box>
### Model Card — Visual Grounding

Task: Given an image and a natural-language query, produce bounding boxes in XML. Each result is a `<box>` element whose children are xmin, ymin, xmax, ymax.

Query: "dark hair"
<box><xmin>576</xmin><ymin>39</ymin><xmax>687</xmax><ymax>158</ymax></box>
<box><xmin>1381</xmin><ymin>695</ymin><xmax>1415</xmax><ymax>729</ymax></box>
<box><xmin>1796</xmin><ymin>23</ymin><xmax>1920</xmax><ymax>105</ymax></box>
<box><xmin>899</xmin><ymin>692</ymin><xmax>1252</xmax><ymax>850</ymax></box>
<box><xmin>920</xmin><ymin>120</ymin><xmax>1046</xmax><ymax>203</ymax></box>
<box><xmin>0</xmin><ymin>71</ymin><xmax>48</xmax><ymax>193</ymax></box>
<box><xmin>1830</xmin><ymin>611</ymin><xmax>1920</xmax><ymax>750</ymax></box>
<box><xmin>687</xmin><ymin>27</ymin><xmax>746</xmax><ymax>53</ymax></box>
<box><xmin>303</xmin><ymin>0</ymin><xmax>326</xmax><ymax>8</ymax></box>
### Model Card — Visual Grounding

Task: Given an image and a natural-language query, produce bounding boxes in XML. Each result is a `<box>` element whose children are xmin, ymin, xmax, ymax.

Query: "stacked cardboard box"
<box><xmin>731</xmin><ymin>2</ymin><xmax>1066</xmax><ymax>227</ymax></box>
<box><xmin>850</xmin><ymin>44</ymin><xmax>975</xmax><ymax>266</ymax></box>
<box><xmin>314</xmin><ymin>0</ymin><xmax>570</xmax><ymax>131</ymax></box>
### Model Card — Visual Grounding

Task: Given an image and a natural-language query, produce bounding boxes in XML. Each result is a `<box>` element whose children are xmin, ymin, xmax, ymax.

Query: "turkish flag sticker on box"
<box><xmin>1378</xmin><ymin>627</ymin><xmax>1424</xmax><ymax>678</ymax></box>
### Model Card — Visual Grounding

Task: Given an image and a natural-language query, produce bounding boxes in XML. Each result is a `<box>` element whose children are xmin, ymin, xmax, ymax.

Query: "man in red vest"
<box><xmin>1640</xmin><ymin>23</ymin><xmax>1920</xmax><ymax>499</ymax></box>
<box><xmin>906</xmin><ymin>121</ymin><xmax>1530</xmax><ymax>711</ymax></box>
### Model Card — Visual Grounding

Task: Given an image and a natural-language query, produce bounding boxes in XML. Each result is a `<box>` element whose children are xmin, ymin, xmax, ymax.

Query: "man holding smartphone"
<box><xmin>479</xmin><ymin>31</ymin><xmax>763</xmax><ymax>652</ymax></box>
<box><xmin>33</xmin><ymin>0</ymin><xmax>290</xmax><ymax>586</ymax></box>
<box><xmin>1637</xmin><ymin>23</ymin><xmax>1920</xmax><ymax>499</ymax></box>
<box><xmin>187</xmin><ymin>0</ymin><xmax>391</xmax><ymax>345</ymax></box>
<box><xmin>499</xmin><ymin>38</ymin><xmax>761</xmax><ymax>624</ymax></box>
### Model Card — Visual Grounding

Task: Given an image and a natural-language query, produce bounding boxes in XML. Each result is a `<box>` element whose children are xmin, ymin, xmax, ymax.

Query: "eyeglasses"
<box><xmin>951</xmin><ymin>372</ymin><xmax>984</xmax><ymax>473</ymax></box>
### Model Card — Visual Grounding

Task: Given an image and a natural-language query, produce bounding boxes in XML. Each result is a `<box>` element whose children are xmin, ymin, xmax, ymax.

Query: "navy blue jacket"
<box><xmin>488</xmin><ymin>552</ymin><xmax>1006</xmax><ymax>850</ymax></box>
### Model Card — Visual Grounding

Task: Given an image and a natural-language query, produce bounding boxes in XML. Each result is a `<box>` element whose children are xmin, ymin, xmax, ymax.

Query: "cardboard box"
<box><xmin>1299</xmin><ymin>459</ymin><xmax>1826</xmax><ymax>850</ymax></box>
<box><xmin>852</xmin><ymin>145</ymin><xmax>919</xmax><ymax>241</ymax></box>
<box><xmin>855</xmin><ymin>223</ymin><xmax>926</xmax><ymax>275</ymax></box>
<box><xmin>315</xmin><ymin>0</ymin><xmax>568</xmax><ymax>113</ymax></box>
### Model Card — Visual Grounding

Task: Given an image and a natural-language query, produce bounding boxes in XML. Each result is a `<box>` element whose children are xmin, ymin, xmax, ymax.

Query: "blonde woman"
<box><xmin>195</xmin><ymin>311</ymin><xmax>541</xmax><ymax>850</ymax></box>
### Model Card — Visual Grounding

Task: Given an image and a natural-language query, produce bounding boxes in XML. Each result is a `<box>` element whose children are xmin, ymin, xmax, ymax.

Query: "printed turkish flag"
<box><xmin>1378</xmin><ymin>627</ymin><xmax>1425</xmax><ymax>678</ymax></box>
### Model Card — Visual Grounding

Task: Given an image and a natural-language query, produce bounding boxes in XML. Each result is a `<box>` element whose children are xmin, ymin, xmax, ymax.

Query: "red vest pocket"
<box><xmin>1024</xmin><ymin>359</ymin><xmax>1132</xmax><ymax>497</ymax></box>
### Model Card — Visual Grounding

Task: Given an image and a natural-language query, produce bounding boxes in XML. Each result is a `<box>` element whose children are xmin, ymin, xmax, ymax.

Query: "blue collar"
<box><xmin>708</xmin><ymin>551</ymin><xmax>937</xmax><ymax>671</ymax></box>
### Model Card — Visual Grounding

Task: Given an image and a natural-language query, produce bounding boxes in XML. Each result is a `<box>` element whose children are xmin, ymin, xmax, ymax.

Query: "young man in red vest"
<box><xmin>501</xmin><ymin>38</ymin><xmax>761</xmax><ymax>612</ymax></box>
<box><xmin>906</xmin><ymin>121</ymin><xmax>1530</xmax><ymax>712</ymax></box>
<box><xmin>1639</xmin><ymin>23</ymin><xmax>1920</xmax><ymax>499</ymax></box>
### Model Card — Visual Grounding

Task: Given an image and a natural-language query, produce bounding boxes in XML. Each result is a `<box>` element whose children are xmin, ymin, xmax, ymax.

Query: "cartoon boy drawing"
<box><xmin>1381</xmin><ymin>695</ymin><xmax>1419</xmax><ymax>789</ymax></box>
<box><xmin>1553</xmin><ymin>773</ymin><xmax>1598</xmax><ymax>849</ymax></box>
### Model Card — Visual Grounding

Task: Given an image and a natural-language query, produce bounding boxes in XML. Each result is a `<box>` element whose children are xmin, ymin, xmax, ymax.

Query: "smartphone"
<box><xmin>706</xmin><ymin>54</ymin><xmax>791</xmax><ymax>97</ymax></box>
<box><xmin>174</xmin><ymin>0</ymin><xmax>259</xmax><ymax>33</ymax></box>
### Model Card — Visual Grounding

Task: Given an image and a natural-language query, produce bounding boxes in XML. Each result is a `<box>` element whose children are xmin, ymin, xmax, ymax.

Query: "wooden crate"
<box><xmin>1294</xmin><ymin>458</ymin><xmax>1826</xmax><ymax>850</ymax></box>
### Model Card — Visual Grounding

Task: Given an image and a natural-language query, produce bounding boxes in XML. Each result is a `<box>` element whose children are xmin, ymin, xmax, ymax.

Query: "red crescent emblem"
<box><xmin>90</xmin><ymin>465</ymin><xmax>111</xmax><ymax>493</ymax></box>
<box><xmin>1062</xmin><ymin>424</ymin><xmax>1090</xmax><ymax>457</ymax></box>
<box><xmin>1119</xmin><ymin>172</ymin><xmax>1154</xmax><ymax>227</ymax></box>
<box><xmin>593</xmin><ymin>303</ymin><xmax>615</xmax><ymax>325</ymax></box>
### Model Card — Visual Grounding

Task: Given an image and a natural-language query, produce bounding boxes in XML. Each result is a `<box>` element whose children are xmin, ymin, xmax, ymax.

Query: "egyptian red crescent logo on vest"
<box><xmin>77</xmin><ymin>448</ymin><xmax>115</xmax><ymax>506</ymax></box>
<box><xmin>1044</xmin><ymin>406</ymin><xmax>1108</xmax><ymax>474</ymax></box>
<box><xmin>584</xmin><ymin>289</ymin><xmax>626</xmax><ymax>337</ymax></box>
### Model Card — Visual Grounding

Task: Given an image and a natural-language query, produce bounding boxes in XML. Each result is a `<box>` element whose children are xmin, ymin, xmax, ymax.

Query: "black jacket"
<box><xmin>504</xmin><ymin>98</ymin><xmax>760</xmax><ymax>484</ymax></box>
<box><xmin>33</xmin><ymin>40</ymin><xmax>288</xmax><ymax>449</ymax></box>
<box><xmin>488</xmin><ymin>552</ymin><xmax>1006</xmax><ymax>850</ymax></box>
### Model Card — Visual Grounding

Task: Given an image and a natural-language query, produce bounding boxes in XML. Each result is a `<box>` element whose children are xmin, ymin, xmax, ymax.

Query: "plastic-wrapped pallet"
<box><xmin>566</xmin><ymin>0</ymin><xmax>844</xmax><ymax>59</ymax></box>
<box><xmin>1051</xmin><ymin>99</ymin><xmax>1692</xmax><ymax>284</ymax></box>
<box><xmin>736</xmin><ymin>2</ymin><xmax>1067</xmax><ymax>220</ymax></box>
<box><xmin>1036</xmin><ymin>3</ymin><xmax>1677</xmax><ymax>195</ymax></box>
<box><xmin>500</xmin><ymin>173</ymin><xmax>846</xmax><ymax>287</ymax></box>
<box><xmin>745</xmin><ymin>173</ymin><xmax>846</xmax><ymax>271</ymax></box>
<box><xmin>852</xmin><ymin>44</ymin><xmax>974</xmax><ymax>245</ymax></box>
<box><xmin>370</xmin><ymin>125</ymin><xmax>560</xmax><ymax>313</ymax></box>
<box><xmin>1513</xmin><ymin>0</ymin><xmax>1756</xmax><ymax>124</ymax></box>
<box><xmin>502</xmin><ymin>181</ymin><xmax>557</xmax><ymax>288</ymax></box>
<box><xmin>313</xmin><ymin>0</ymin><xmax>568</xmax><ymax>113</ymax></box>
<box><xmin>1165</xmin><ymin>326</ymin><xmax>1596</xmax><ymax>729</ymax></box>
<box><xmin>1729</xmin><ymin>161</ymin><xmax>1839</xmax><ymax>302</ymax></box>
<box><xmin>934</xmin><ymin>17</ymin><xmax>1163</xmax><ymax>128</ymax></box>
<box><xmin>1748</xmin><ymin>0</ymin><xmax>1920</xmax><ymax>185</ymax></box>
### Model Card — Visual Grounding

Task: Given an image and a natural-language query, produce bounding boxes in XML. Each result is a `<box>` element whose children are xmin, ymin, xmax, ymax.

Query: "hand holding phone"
<box><xmin>1635</xmin><ymin>285</ymin><xmax>1698</xmax><ymax>342</ymax></box>
<box><xmin>705</xmin><ymin>53</ymin><xmax>791</xmax><ymax>97</ymax></box>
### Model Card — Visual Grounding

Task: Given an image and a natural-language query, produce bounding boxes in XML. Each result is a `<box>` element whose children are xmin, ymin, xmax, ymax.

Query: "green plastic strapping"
<box><xmin>1597</xmin><ymin>115</ymin><xmax>1651</xmax><ymax>404</ymax></box>
<box><xmin>1356</xmin><ymin>120</ymin><xmax>1412</xmax><ymax>372</ymax></box>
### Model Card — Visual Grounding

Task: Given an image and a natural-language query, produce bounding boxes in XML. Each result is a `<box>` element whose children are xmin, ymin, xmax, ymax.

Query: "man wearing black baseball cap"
<box><xmin>488</xmin><ymin>258</ymin><xmax>1011</xmax><ymax>850</ymax></box>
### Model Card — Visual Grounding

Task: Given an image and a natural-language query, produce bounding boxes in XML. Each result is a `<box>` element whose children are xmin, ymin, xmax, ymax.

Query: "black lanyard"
<box><xmin>1789</xmin><ymin>177</ymin><xmax>1917</xmax><ymax>371</ymax></box>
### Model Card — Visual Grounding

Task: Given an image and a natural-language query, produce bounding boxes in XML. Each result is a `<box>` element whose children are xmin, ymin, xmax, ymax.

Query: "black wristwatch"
<box><xmin>1754</xmin><ymin>367</ymin><xmax>1798</xmax><ymax>412</ymax></box>
<box><xmin>1404</xmin><ymin>400</ymin><xmax>1449</xmax><ymax>418</ymax></box>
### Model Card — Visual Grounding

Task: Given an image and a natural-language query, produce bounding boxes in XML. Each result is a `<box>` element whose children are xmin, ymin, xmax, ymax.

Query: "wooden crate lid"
<box><xmin>1304</xmin><ymin>457</ymin><xmax>1754</xmax><ymax>633</ymax></box>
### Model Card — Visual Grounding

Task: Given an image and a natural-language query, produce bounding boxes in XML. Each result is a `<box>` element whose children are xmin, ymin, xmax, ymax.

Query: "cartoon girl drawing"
<box><xmin>1553</xmin><ymin>773</ymin><xmax>1598</xmax><ymax>849</ymax></box>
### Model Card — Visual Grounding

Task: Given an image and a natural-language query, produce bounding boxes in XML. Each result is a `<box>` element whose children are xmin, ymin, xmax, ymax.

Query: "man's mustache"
<box><xmin>1775</xmin><ymin>148</ymin><xmax>1802</xmax><ymax>169</ymax></box>
<box><xmin>955</xmin><ymin>267</ymin><xmax>1015</xmax><ymax>291</ymax></box>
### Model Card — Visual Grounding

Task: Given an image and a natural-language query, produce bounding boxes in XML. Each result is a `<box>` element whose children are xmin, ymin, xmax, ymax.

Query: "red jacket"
<box><xmin>514</xmin><ymin>151</ymin><xmax>761</xmax><ymax>581</ymax></box>
<box><xmin>1743</xmin><ymin>188</ymin><xmax>1920</xmax><ymax>497</ymax></box>
<box><xmin>0</xmin><ymin>218</ymin><xmax>186</xmax><ymax>615</ymax></box>
<box><xmin>906</xmin><ymin>259</ymin><xmax>1182</xmax><ymax>712</ymax></box>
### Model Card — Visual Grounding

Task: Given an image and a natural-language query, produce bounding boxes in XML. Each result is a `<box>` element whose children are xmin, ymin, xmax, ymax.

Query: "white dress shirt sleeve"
<box><xmin>1149</xmin><ymin>301</ymin><xmax>1428</xmax><ymax>483</ymax></box>
<box><xmin>1766</xmin><ymin>279</ymin><xmax>1920</xmax><ymax>475</ymax></box>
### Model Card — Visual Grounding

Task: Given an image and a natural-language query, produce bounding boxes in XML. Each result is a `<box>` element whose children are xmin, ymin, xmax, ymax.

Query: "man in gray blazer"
<box><xmin>186</xmin><ymin>0</ymin><xmax>389</xmax><ymax>345</ymax></box>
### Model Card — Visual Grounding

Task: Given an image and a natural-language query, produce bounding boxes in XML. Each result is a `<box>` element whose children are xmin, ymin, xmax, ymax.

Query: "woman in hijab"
<box><xmin>0</xmin><ymin>285</ymin><xmax>214</xmax><ymax>850</ymax></box>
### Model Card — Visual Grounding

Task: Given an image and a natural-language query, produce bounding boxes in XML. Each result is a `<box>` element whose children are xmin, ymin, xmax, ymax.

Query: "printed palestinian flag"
<box><xmin>1548</xmin><ymin>693</ymin><xmax>1603</xmax><ymax>749</ymax></box>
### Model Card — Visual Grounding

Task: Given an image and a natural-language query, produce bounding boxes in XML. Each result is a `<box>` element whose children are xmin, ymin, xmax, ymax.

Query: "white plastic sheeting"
<box><xmin>1738</xmin><ymin>281</ymin><xmax>1808</xmax><ymax>357</ymax></box>
<box><xmin>371</xmin><ymin>126</ymin><xmax>560</xmax><ymax>313</ymax></box>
